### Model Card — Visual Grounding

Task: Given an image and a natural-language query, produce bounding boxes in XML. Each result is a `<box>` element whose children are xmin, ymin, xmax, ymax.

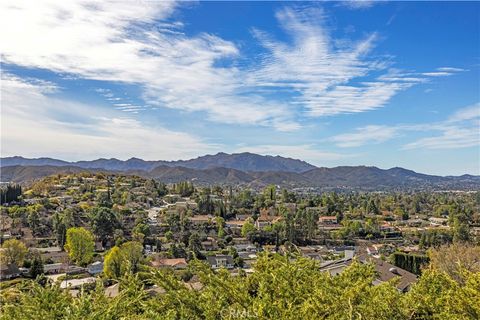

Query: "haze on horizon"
<box><xmin>1</xmin><ymin>1</ymin><xmax>479</xmax><ymax>176</ymax></box>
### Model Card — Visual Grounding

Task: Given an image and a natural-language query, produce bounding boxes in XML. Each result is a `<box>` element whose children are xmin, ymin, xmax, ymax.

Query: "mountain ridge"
<box><xmin>1</xmin><ymin>163</ymin><xmax>479</xmax><ymax>191</ymax></box>
<box><xmin>1</xmin><ymin>152</ymin><xmax>316</xmax><ymax>173</ymax></box>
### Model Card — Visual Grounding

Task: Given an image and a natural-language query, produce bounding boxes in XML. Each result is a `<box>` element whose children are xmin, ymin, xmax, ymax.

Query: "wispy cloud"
<box><xmin>1</xmin><ymin>73</ymin><xmax>218</xmax><ymax>160</ymax></box>
<box><xmin>249</xmin><ymin>7</ymin><xmax>447</xmax><ymax>117</ymax></box>
<box><xmin>330</xmin><ymin>125</ymin><xmax>398</xmax><ymax>147</ymax></box>
<box><xmin>1</xmin><ymin>2</ymin><xmax>455</xmax><ymax>130</ymax></box>
<box><xmin>404</xmin><ymin>103</ymin><xmax>480</xmax><ymax>150</ymax></box>
<box><xmin>437</xmin><ymin>67</ymin><xmax>466</xmax><ymax>73</ymax></box>
<box><xmin>329</xmin><ymin>103</ymin><xmax>480</xmax><ymax>150</ymax></box>
<box><xmin>0</xmin><ymin>1</ymin><xmax>299</xmax><ymax>131</ymax></box>
<box><xmin>339</xmin><ymin>1</ymin><xmax>377</xmax><ymax>10</ymax></box>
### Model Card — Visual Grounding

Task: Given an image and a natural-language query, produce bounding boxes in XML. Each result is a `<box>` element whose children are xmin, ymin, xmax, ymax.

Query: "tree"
<box><xmin>89</xmin><ymin>207</ymin><xmax>120</xmax><ymax>246</ymax></box>
<box><xmin>241</xmin><ymin>220</ymin><xmax>256</xmax><ymax>237</ymax></box>
<box><xmin>64</xmin><ymin>227</ymin><xmax>95</xmax><ymax>266</ymax></box>
<box><xmin>27</xmin><ymin>209</ymin><xmax>41</xmax><ymax>235</ymax></box>
<box><xmin>165</xmin><ymin>230</ymin><xmax>174</xmax><ymax>242</ymax></box>
<box><xmin>120</xmin><ymin>241</ymin><xmax>143</xmax><ymax>274</ymax></box>
<box><xmin>2</xmin><ymin>252</ymin><xmax>480</xmax><ymax>319</ymax></box>
<box><xmin>132</xmin><ymin>223</ymin><xmax>150</xmax><ymax>238</ymax></box>
<box><xmin>428</xmin><ymin>243</ymin><xmax>480</xmax><ymax>283</ymax></box>
<box><xmin>30</xmin><ymin>253</ymin><xmax>44</xmax><ymax>278</ymax></box>
<box><xmin>0</xmin><ymin>239</ymin><xmax>28</xmax><ymax>266</ymax></box>
<box><xmin>0</xmin><ymin>184</ymin><xmax>22</xmax><ymax>204</ymax></box>
<box><xmin>103</xmin><ymin>246</ymin><xmax>123</xmax><ymax>279</ymax></box>
<box><xmin>187</xmin><ymin>233</ymin><xmax>202</xmax><ymax>259</ymax></box>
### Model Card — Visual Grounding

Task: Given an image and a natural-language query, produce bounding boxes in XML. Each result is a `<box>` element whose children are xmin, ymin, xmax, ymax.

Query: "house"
<box><xmin>318</xmin><ymin>216</ymin><xmax>338</xmax><ymax>225</ymax></box>
<box><xmin>44</xmin><ymin>263</ymin><xmax>67</xmax><ymax>274</ymax></box>
<box><xmin>87</xmin><ymin>261</ymin><xmax>104</xmax><ymax>275</ymax></box>
<box><xmin>235</xmin><ymin>214</ymin><xmax>250</xmax><ymax>221</ymax></box>
<box><xmin>226</xmin><ymin>220</ymin><xmax>246</xmax><ymax>229</ymax></box>
<box><xmin>151</xmin><ymin>258</ymin><xmax>188</xmax><ymax>270</ymax></box>
<box><xmin>255</xmin><ymin>215</ymin><xmax>282</xmax><ymax>229</ymax></box>
<box><xmin>380</xmin><ymin>222</ymin><xmax>395</xmax><ymax>233</ymax></box>
<box><xmin>319</xmin><ymin>255</ymin><xmax>417</xmax><ymax>292</ymax></box>
<box><xmin>60</xmin><ymin>277</ymin><xmax>96</xmax><ymax>289</ymax></box>
<box><xmin>201</xmin><ymin>238</ymin><xmax>218</xmax><ymax>251</ymax></box>
<box><xmin>189</xmin><ymin>215</ymin><xmax>213</xmax><ymax>226</ymax></box>
<box><xmin>206</xmin><ymin>255</ymin><xmax>234</xmax><ymax>269</ymax></box>
<box><xmin>0</xmin><ymin>263</ymin><xmax>21</xmax><ymax>280</ymax></box>
<box><xmin>361</xmin><ymin>256</ymin><xmax>417</xmax><ymax>292</ymax></box>
<box><xmin>428</xmin><ymin>217</ymin><xmax>448</xmax><ymax>226</ymax></box>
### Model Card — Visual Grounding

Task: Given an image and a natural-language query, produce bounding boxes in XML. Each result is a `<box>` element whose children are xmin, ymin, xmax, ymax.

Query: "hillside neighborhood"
<box><xmin>1</xmin><ymin>171</ymin><xmax>478</xmax><ymax>300</ymax></box>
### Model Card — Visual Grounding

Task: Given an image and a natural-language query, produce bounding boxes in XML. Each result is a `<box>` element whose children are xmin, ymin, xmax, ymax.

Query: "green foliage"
<box><xmin>104</xmin><ymin>241</ymin><xmax>144</xmax><ymax>278</ymax></box>
<box><xmin>64</xmin><ymin>227</ymin><xmax>95</xmax><ymax>266</ymax></box>
<box><xmin>103</xmin><ymin>246</ymin><xmax>123</xmax><ymax>279</ymax></box>
<box><xmin>174</xmin><ymin>181</ymin><xmax>195</xmax><ymax>197</ymax></box>
<box><xmin>30</xmin><ymin>254</ymin><xmax>44</xmax><ymax>278</ymax></box>
<box><xmin>0</xmin><ymin>184</ymin><xmax>22</xmax><ymax>204</ymax></box>
<box><xmin>390</xmin><ymin>252</ymin><xmax>429</xmax><ymax>275</ymax></box>
<box><xmin>89</xmin><ymin>207</ymin><xmax>120</xmax><ymax>245</ymax></box>
<box><xmin>241</xmin><ymin>219</ymin><xmax>256</xmax><ymax>237</ymax></box>
<box><xmin>1</xmin><ymin>253</ymin><xmax>479</xmax><ymax>319</ymax></box>
<box><xmin>0</xmin><ymin>239</ymin><xmax>28</xmax><ymax>266</ymax></box>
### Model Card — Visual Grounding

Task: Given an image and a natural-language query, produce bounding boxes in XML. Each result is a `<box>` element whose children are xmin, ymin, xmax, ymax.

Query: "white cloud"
<box><xmin>340</xmin><ymin>1</ymin><xmax>376</xmax><ymax>10</ymax></box>
<box><xmin>0</xmin><ymin>0</ymin><xmax>298</xmax><ymax>130</ymax></box>
<box><xmin>422</xmin><ymin>72</ymin><xmax>453</xmax><ymax>77</ymax></box>
<box><xmin>1</xmin><ymin>74</ymin><xmax>218</xmax><ymax>160</ymax></box>
<box><xmin>403</xmin><ymin>126</ymin><xmax>479</xmax><ymax>150</ymax></box>
<box><xmin>330</xmin><ymin>125</ymin><xmax>398</xmax><ymax>147</ymax></box>
<box><xmin>404</xmin><ymin>103</ymin><xmax>480</xmax><ymax>150</ymax></box>
<box><xmin>447</xmin><ymin>103</ymin><xmax>480</xmax><ymax>122</ymax></box>
<box><xmin>329</xmin><ymin>103</ymin><xmax>480</xmax><ymax>150</ymax></box>
<box><xmin>249</xmin><ymin>7</ymin><xmax>439</xmax><ymax>117</ymax></box>
<box><xmin>437</xmin><ymin>67</ymin><xmax>466</xmax><ymax>72</ymax></box>
<box><xmin>1</xmin><ymin>2</ymin><xmax>453</xmax><ymax>131</ymax></box>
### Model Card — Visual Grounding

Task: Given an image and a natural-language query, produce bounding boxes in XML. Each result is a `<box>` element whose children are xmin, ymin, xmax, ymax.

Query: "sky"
<box><xmin>1</xmin><ymin>0</ymin><xmax>479</xmax><ymax>176</ymax></box>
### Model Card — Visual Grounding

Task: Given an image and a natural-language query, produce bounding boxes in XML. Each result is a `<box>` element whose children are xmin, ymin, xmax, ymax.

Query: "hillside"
<box><xmin>1</xmin><ymin>152</ymin><xmax>316</xmax><ymax>173</ymax></box>
<box><xmin>2</xmin><ymin>163</ymin><xmax>479</xmax><ymax>190</ymax></box>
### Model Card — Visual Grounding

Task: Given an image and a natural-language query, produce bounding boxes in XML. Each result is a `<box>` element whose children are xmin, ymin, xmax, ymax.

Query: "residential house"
<box><xmin>60</xmin><ymin>277</ymin><xmax>96</xmax><ymax>289</ymax></box>
<box><xmin>255</xmin><ymin>215</ymin><xmax>282</xmax><ymax>229</ymax></box>
<box><xmin>44</xmin><ymin>263</ymin><xmax>67</xmax><ymax>274</ymax></box>
<box><xmin>319</xmin><ymin>255</ymin><xmax>417</xmax><ymax>292</ymax></box>
<box><xmin>201</xmin><ymin>238</ymin><xmax>218</xmax><ymax>251</ymax></box>
<box><xmin>0</xmin><ymin>263</ymin><xmax>21</xmax><ymax>280</ymax></box>
<box><xmin>428</xmin><ymin>217</ymin><xmax>448</xmax><ymax>226</ymax></box>
<box><xmin>206</xmin><ymin>255</ymin><xmax>234</xmax><ymax>269</ymax></box>
<box><xmin>151</xmin><ymin>258</ymin><xmax>188</xmax><ymax>270</ymax></box>
<box><xmin>189</xmin><ymin>215</ymin><xmax>214</xmax><ymax>226</ymax></box>
<box><xmin>318</xmin><ymin>216</ymin><xmax>338</xmax><ymax>225</ymax></box>
<box><xmin>361</xmin><ymin>256</ymin><xmax>417</xmax><ymax>292</ymax></box>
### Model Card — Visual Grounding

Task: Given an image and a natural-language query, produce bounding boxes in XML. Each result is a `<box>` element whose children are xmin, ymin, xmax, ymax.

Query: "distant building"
<box><xmin>151</xmin><ymin>258</ymin><xmax>188</xmax><ymax>270</ymax></box>
<box><xmin>206</xmin><ymin>255</ymin><xmax>234</xmax><ymax>269</ymax></box>
<box><xmin>255</xmin><ymin>215</ymin><xmax>282</xmax><ymax>229</ymax></box>
<box><xmin>318</xmin><ymin>216</ymin><xmax>338</xmax><ymax>225</ymax></box>
<box><xmin>0</xmin><ymin>263</ymin><xmax>21</xmax><ymax>280</ymax></box>
<box><xmin>428</xmin><ymin>217</ymin><xmax>448</xmax><ymax>226</ymax></box>
<box><xmin>319</xmin><ymin>255</ymin><xmax>417</xmax><ymax>292</ymax></box>
<box><xmin>44</xmin><ymin>263</ymin><xmax>67</xmax><ymax>274</ymax></box>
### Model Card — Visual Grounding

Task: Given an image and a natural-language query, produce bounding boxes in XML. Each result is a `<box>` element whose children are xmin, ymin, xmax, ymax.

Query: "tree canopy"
<box><xmin>64</xmin><ymin>227</ymin><xmax>95</xmax><ymax>266</ymax></box>
<box><xmin>1</xmin><ymin>253</ymin><xmax>479</xmax><ymax>319</ymax></box>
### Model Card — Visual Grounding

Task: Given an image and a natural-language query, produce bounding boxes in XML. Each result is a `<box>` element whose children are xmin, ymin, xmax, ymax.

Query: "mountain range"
<box><xmin>1</xmin><ymin>153</ymin><xmax>479</xmax><ymax>191</ymax></box>
<box><xmin>0</xmin><ymin>153</ymin><xmax>315</xmax><ymax>173</ymax></box>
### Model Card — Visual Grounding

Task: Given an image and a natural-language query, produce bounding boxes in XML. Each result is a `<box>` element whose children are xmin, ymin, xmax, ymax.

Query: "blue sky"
<box><xmin>1</xmin><ymin>1</ymin><xmax>479</xmax><ymax>175</ymax></box>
